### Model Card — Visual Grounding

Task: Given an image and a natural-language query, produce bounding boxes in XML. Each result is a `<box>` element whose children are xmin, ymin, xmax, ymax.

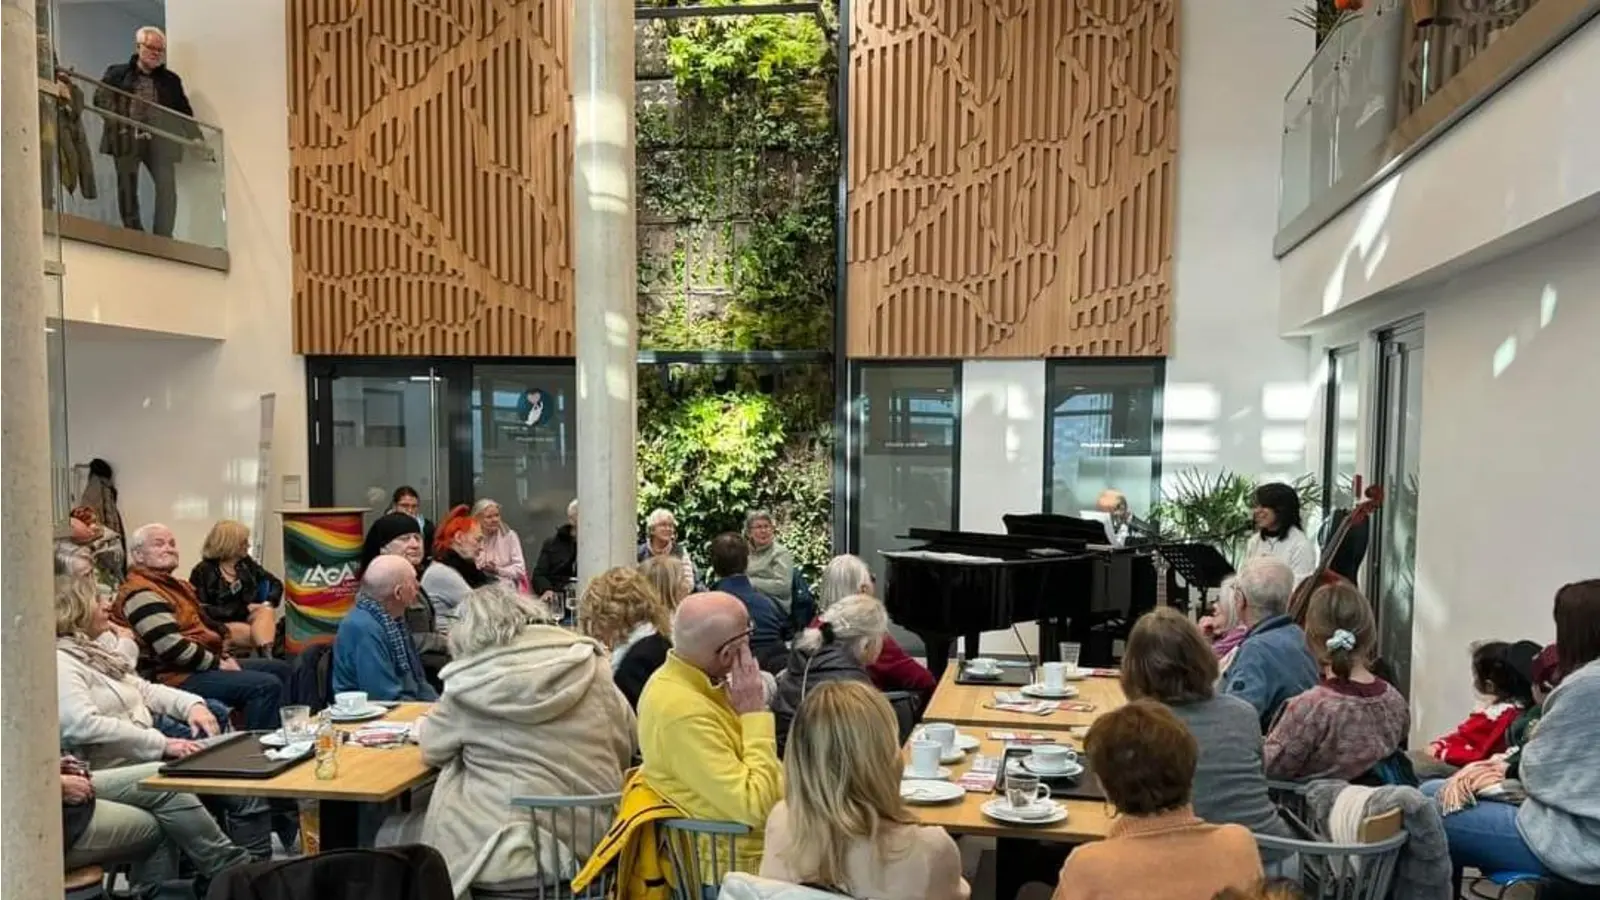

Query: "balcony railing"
<box><xmin>1276</xmin><ymin>0</ymin><xmax>1597</xmax><ymax>254</ymax></box>
<box><xmin>39</xmin><ymin>67</ymin><xmax>228</xmax><ymax>269</ymax></box>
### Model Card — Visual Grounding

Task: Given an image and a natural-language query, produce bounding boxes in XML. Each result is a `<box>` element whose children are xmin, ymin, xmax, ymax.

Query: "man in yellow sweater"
<box><xmin>638</xmin><ymin>591</ymin><xmax>783</xmax><ymax>895</ymax></box>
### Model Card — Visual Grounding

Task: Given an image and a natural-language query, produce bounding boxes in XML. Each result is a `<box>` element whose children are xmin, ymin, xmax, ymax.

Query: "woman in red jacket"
<box><xmin>815</xmin><ymin>554</ymin><xmax>935</xmax><ymax>698</ymax></box>
<box><xmin>1426</xmin><ymin>640</ymin><xmax>1536</xmax><ymax>769</ymax></box>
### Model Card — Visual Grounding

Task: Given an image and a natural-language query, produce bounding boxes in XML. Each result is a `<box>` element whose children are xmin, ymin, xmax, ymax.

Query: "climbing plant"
<box><xmin>634</xmin><ymin>2</ymin><xmax>838</xmax><ymax>579</ymax></box>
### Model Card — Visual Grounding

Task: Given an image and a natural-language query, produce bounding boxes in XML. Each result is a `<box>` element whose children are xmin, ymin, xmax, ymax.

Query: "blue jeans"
<box><xmin>1420</xmin><ymin>778</ymin><xmax>1546</xmax><ymax>891</ymax></box>
<box><xmin>154</xmin><ymin>700</ymin><xmax>233</xmax><ymax>738</ymax></box>
<box><xmin>180</xmin><ymin>658</ymin><xmax>291</xmax><ymax>732</ymax></box>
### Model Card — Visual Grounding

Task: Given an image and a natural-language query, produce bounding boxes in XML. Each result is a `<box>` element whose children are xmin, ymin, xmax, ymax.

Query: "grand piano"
<box><xmin>881</xmin><ymin>515</ymin><xmax>1159</xmax><ymax>677</ymax></box>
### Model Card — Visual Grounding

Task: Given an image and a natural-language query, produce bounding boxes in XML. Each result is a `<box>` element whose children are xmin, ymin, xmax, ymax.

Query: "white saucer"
<box><xmin>952</xmin><ymin>733</ymin><xmax>981</xmax><ymax>751</ymax></box>
<box><xmin>900</xmin><ymin>780</ymin><xmax>965</xmax><ymax>804</ymax></box>
<box><xmin>328</xmin><ymin>705</ymin><xmax>388</xmax><ymax>722</ymax></box>
<box><xmin>981</xmin><ymin>798</ymin><xmax>1067</xmax><ymax>825</ymax></box>
<box><xmin>259</xmin><ymin>730</ymin><xmax>288</xmax><ymax>748</ymax></box>
<box><xmin>964</xmin><ymin>667</ymin><xmax>1003</xmax><ymax>679</ymax></box>
<box><xmin>1020</xmin><ymin>683</ymin><xmax>1079</xmax><ymax>699</ymax></box>
<box><xmin>1008</xmin><ymin>757</ymin><xmax>1085</xmax><ymax>778</ymax></box>
<box><xmin>902</xmin><ymin>766</ymin><xmax>951</xmax><ymax>780</ymax></box>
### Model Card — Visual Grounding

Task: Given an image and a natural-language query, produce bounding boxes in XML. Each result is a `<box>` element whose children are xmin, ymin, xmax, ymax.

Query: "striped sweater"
<box><xmin>112</xmin><ymin>567</ymin><xmax>229</xmax><ymax>686</ymax></box>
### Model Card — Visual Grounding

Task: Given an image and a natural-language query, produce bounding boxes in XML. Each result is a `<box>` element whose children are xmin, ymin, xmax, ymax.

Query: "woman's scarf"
<box><xmin>357</xmin><ymin>595</ymin><xmax>427</xmax><ymax>687</ymax></box>
<box><xmin>57</xmin><ymin>633</ymin><xmax>132</xmax><ymax>680</ymax></box>
<box><xmin>437</xmin><ymin>550</ymin><xmax>492</xmax><ymax>589</ymax></box>
<box><xmin>610</xmin><ymin>622</ymin><xmax>658</xmax><ymax>672</ymax></box>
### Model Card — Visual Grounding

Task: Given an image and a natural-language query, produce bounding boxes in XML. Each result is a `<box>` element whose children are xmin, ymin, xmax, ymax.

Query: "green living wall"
<box><xmin>634</xmin><ymin>1</ymin><xmax>838</xmax><ymax>579</ymax></box>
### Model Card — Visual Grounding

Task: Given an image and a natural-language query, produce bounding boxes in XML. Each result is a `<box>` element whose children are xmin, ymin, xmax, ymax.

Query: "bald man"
<box><xmin>638</xmin><ymin>592</ymin><xmax>782</xmax><ymax>889</ymax></box>
<box><xmin>333</xmin><ymin>555</ymin><xmax>438</xmax><ymax>702</ymax></box>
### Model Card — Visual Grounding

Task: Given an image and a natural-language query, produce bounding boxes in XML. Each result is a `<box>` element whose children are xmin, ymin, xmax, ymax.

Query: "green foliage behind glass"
<box><xmin>1152</xmin><ymin>469</ymin><xmax>1321</xmax><ymax>566</ymax></box>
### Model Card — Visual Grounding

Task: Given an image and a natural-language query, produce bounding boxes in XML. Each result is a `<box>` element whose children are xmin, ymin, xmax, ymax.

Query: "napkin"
<box><xmin>264</xmin><ymin>741</ymin><xmax>314</xmax><ymax>761</ymax></box>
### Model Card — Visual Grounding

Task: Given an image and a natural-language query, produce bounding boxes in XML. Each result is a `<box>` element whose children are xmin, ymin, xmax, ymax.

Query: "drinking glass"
<box><xmin>280</xmin><ymin>705</ymin><xmax>313</xmax><ymax>742</ymax></box>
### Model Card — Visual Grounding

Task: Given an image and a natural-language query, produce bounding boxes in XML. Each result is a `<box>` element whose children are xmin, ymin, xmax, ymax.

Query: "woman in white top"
<box><xmin>1244</xmin><ymin>482</ymin><xmax>1317</xmax><ymax>583</ymax></box>
<box><xmin>760</xmin><ymin>681</ymin><xmax>969</xmax><ymax>900</ymax></box>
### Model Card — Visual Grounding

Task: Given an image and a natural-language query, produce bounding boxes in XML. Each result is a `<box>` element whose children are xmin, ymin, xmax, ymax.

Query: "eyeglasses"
<box><xmin>714</xmin><ymin>626</ymin><xmax>754</xmax><ymax>657</ymax></box>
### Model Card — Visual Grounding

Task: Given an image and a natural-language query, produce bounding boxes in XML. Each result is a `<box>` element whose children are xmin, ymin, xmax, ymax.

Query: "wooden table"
<box><xmin>141</xmin><ymin>703</ymin><xmax>435</xmax><ymax>850</ymax></box>
<box><xmin>903</xmin><ymin>731</ymin><xmax>1112</xmax><ymax>842</ymax></box>
<box><xmin>919</xmin><ymin>664</ymin><xmax>1127</xmax><ymax>732</ymax></box>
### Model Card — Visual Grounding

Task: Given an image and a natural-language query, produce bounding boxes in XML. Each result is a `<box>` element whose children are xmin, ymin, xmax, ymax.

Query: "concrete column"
<box><xmin>572</xmin><ymin>0</ymin><xmax>638</xmax><ymax>590</ymax></box>
<box><xmin>1</xmin><ymin>0</ymin><xmax>67</xmax><ymax>894</ymax></box>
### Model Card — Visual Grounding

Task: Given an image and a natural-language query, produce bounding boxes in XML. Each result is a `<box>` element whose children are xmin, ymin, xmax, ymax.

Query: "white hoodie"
<box><xmin>419</xmin><ymin>625</ymin><xmax>636</xmax><ymax>897</ymax></box>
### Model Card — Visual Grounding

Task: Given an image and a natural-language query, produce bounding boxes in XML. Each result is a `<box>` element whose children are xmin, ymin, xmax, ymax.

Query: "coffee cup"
<box><xmin>334</xmin><ymin>691</ymin><xmax>368</xmax><ymax>713</ymax></box>
<box><xmin>1041</xmin><ymin>661</ymin><xmax>1066</xmax><ymax>691</ymax></box>
<box><xmin>1005</xmin><ymin>772</ymin><xmax>1051</xmax><ymax>811</ymax></box>
<box><xmin>1029</xmin><ymin>744</ymin><xmax>1078</xmax><ymax>772</ymax></box>
<box><xmin>966</xmin><ymin>657</ymin><xmax>1000</xmax><ymax>675</ymax></box>
<box><xmin>907</xmin><ymin>739</ymin><xmax>942</xmax><ymax>778</ymax></box>
<box><xmin>923</xmin><ymin>723</ymin><xmax>957</xmax><ymax>755</ymax></box>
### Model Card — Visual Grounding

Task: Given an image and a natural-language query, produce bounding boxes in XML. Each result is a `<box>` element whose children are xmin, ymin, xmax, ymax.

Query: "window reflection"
<box><xmin>854</xmin><ymin>365</ymin><xmax>958</xmax><ymax>587</ymax></box>
<box><xmin>1046</xmin><ymin>362</ymin><xmax>1163</xmax><ymax>518</ymax></box>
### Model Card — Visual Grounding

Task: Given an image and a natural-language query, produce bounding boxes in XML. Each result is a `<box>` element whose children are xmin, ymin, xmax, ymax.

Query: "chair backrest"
<box><xmin>473</xmin><ymin>794</ymin><xmax>623</xmax><ymax>899</ymax></box>
<box><xmin>1252</xmin><ymin>829</ymin><xmax>1409</xmax><ymax>900</ymax></box>
<box><xmin>659</xmin><ymin>818</ymin><xmax>752</xmax><ymax>900</ymax></box>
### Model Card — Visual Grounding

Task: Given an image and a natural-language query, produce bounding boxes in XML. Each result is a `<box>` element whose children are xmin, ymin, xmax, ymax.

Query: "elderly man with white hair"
<box><xmin>334</xmin><ymin>555</ymin><xmax>439</xmax><ymax>702</ymax></box>
<box><xmin>1218</xmin><ymin>556</ymin><xmax>1320</xmax><ymax>731</ymax></box>
<box><xmin>113</xmin><ymin>524</ymin><xmax>291</xmax><ymax>732</ymax></box>
<box><xmin>95</xmin><ymin>26</ymin><xmax>199</xmax><ymax>237</ymax></box>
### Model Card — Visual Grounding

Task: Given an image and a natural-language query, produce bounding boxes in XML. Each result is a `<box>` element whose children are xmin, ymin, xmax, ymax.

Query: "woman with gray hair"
<box><xmin>470</xmin><ymin>498</ymin><xmax>529</xmax><ymax>592</ymax></box>
<box><xmin>816</xmin><ymin>555</ymin><xmax>935</xmax><ymax>699</ymax></box>
<box><xmin>744</xmin><ymin>509</ymin><xmax>795</xmax><ymax>613</ymax></box>
<box><xmin>417</xmin><ymin>582</ymin><xmax>635</xmax><ymax>896</ymax></box>
<box><xmin>636</xmin><ymin>507</ymin><xmax>699</xmax><ymax>596</ymax></box>
<box><xmin>769</xmin><ymin>594</ymin><xmax>894</xmax><ymax>756</ymax></box>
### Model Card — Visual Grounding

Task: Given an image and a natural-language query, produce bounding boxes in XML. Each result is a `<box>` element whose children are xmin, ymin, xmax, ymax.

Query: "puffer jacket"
<box><xmin>770</xmin><ymin>642</ymin><xmax>873</xmax><ymax>757</ymax></box>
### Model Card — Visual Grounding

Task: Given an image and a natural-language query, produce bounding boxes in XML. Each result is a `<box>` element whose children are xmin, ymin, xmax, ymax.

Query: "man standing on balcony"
<box><xmin>95</xmin><ymin>26</ymin><xmax>198</xmax><ymax>238</ymax></box>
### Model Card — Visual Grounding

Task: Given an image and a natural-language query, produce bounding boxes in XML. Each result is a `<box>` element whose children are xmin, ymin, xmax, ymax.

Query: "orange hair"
<box><xmin>432</xmin><ymin>504</ymin><xmax>478</xmax><ymax>557</ymax></box>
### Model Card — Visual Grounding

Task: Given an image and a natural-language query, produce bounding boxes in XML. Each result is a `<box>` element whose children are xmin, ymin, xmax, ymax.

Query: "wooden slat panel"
<box><xmin>846</xmin><ymin>0</ymin><xmax>1178</xmax><ymax>359</ymax></box>
<box><xmin>288</xmin><ymin>0</ymin><xmax>573</xmax><ymax>357</ymax></box>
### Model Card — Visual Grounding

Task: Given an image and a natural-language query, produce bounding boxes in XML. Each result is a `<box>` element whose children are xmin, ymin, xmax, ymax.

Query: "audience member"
<box><xmin>744</xmin><ymin>510</ymin><xmax>796</xmax><ymax>619</ymax></box>
<box><xmin>1052</xmin><ymin>700</ymin><xmax>1264</xmax><ymax>900</ymax></box>
<box><xmin>471</xmin><ymin>498</ymin><xmax>528</xmax><ymax>593</ymax></box>
<box><xmin>59</xmin><ymin>750</ymin><xmax>249</xmax><ymax>893</ymax></box>
<box><xmin>1417</xmin><ymin>640</ymin><xmax>1533</xmax><ymax>776</ymax></box>
<box><xmin>95</xmin><ymin>26</ymin><xmax>198</xmax><ymax>237</ymax></box>
<box><xmin>532</xmin><ymin>499</ymin><xmax>578</xmax><ymax>600</ymax></box>
<box><xmin>390</xmin><ymin>486</ymin><xmax>436</xmax><ymax>560</ymax></box>
<box><xmin>188</xmin><ymin>519</ymin><xmax>283</xmax><ymax>656</ymax></box>
<box><xmin>1220</xmin><ymin>556</ymin><xmax>1320</xmax><ymax>730</ymax></box>
<box><xmin>1200</xmin><ymin>576</ymin><xmax>1251</xmax><ymax>658</ymax></box>
<box><xmin>760</xmin><ymin>682</ymin><xmax>968</xmax><ymax>900</ymax></box>
<box><xmin>1120</xmin><ymin>608</ymin><xmax>1293</xmax><ymax>845</ymax></box>
<box><xmin>581</xmin><ymin>566</ymin><xmax>674</xmax><ymax>708</ymax></box>
<box><xmin>1423</xmin><ymin>581</ymin><xmax>1600</xmax><ymax>888</ymax></box>
<box><xmin>817</xmin><ymin>554</ymin><xmax>934</xmax><ymax>698</ymax></box>
<box><xmin>639</xmin><ymin>554</ymin><xmax>690</xmax><ymax>614</ymax></box>
<box><xmin>638</xmin><ymin>592</ymin><xmax>783</xmax><ymax>891</ymax></box>
<box><xmin>638</xmin><ymin>508</ymin><xmax>699</xmax><ymax>596</ymax></box>
<box><xmin>708</xmin><ymin>532</ymin><xmax>787</xmax><ymax>671</ymax></box>
<box><xmin>771</xmin><ymin>595</ymin><xmax>891</xmax><ymax>756</ymax></box>
<box><xmin>421</xmin><ymin>505</ymin><xmax>492</xmax><ymax>632</ymax></box>
<box><xmin>418</xmin><ymin>583</ymin><xmax>633</xmax><ymax>895</ymax></box>
<box><xmin>333</xmin><ymin>556</ymin><xmax>439</xmax><ymax>702</ymax></box>
<box><xmin>1244</xmin><ymin>483</ymin><xmax>1316</xmax><ymax>583</ymax></box>
<box><xmin>360</xmin><ymin>511</ymin><xmax>448</xmax><ymax>678</ymax></box>
<box><xmin>1264</xmin><ymin>584</ymin><xmax>1408</xmax><ymax>781</ymax></box>
<box><xmin>113</xmin><ymin>524</ymin><xmax>290</xmax><ymax>732</ymax></box>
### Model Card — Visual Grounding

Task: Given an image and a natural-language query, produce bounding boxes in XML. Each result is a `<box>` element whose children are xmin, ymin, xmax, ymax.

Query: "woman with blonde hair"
<box><xmin>760</xmin><ymin>681</ymin><xmax>968</xmax><ymax>899</ymax></box>
<box><xmin>814</xmin><ymin>554</ymin><xmax>935</xmax><ymax>698</ymax></box>
<box><xmin>581</xmin><ymin>566</ymin><xmax>673</xmax><ymax>708</ymax></box>
<box><xmin>470</xmin><ymin>498</ymin><xmax>529</xmax><ymax>592</ymax></box>
<box><xmin>188</xmin><ymin>519</ymin><xmax>283</xmax><ymax>655</ymax></box>
<box><xmin>638</xmin><ymin>554</ymin><xmax>689</xmax><ymax>613</ymax></box>
<box><xmin>770</xmin><ymin>594</ymin><xmax>894</xmax><ymax>756</ymax></box>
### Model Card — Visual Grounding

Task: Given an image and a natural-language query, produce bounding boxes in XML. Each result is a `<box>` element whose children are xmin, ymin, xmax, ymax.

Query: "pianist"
<box><xmin>1095</xmin><ymin>489</ymin><xmax>1133</xmax><ymax>546</ymax></box>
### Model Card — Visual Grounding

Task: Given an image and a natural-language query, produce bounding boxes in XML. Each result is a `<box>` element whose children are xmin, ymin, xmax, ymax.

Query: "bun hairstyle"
<box><xmin>794</xmin><ymin>594</ymin><xmax>888</xmax><ymax>663</ymax></box>
<box><xmin>1302</xmin><ymin>583</ymin><xmax>1376</xmax><ymax>680</ymax></box>
<box><xmin>432</xmin><ymin>504</ymin><xmax>477</xmax><ymax>558</ymax></box>
<box><xmin>1471</xmin><ymin>640</ymin><xmax>1535</xmax><ymax>706</ymax></box>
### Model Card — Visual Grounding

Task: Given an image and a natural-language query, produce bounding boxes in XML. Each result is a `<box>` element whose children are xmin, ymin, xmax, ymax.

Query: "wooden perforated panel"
<box><xmin>288</xmin><ymin>0</ymin><xmax>573</xmax><ymax>356</ymax></box>
<box><xmin>846</xmin><ymin>0</ymin><xmax>1177</xmax><ymax>358</ymax></box>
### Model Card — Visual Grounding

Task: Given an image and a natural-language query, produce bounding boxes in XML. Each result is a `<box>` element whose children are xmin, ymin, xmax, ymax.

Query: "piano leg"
<box><xmin>919</xmin><ymin>632</ymin><xmax>957</xmax><ymax>680</ymax></box>
<box><xmin>962</xmin><ymin>631</ymin><xmax>980</xmax><ymax>661</ymax></box>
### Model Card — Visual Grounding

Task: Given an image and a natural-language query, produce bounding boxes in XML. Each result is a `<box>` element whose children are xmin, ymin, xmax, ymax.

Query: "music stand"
<box><xmin>1155</xmin><ymin>543</ymin><xmax>1235</xmax><ymax>612</ymax></box>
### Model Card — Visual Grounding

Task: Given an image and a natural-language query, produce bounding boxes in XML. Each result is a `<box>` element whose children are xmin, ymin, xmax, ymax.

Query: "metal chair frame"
<box><xmin>658</xmin><ymin>818</ymin><xmax>752</xmax><ymax>900</ymax></box>
<box><xmin>469</xmin><ymin>793</ymin><xmax>623</xmax><ymax>900</ymax></box>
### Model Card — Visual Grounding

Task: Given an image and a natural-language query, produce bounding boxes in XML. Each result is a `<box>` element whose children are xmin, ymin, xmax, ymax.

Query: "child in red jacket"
<box><xmin>1427</xmin><ymin>640</ymin><xmax>1535</xmax><ymax>766</ymax></box>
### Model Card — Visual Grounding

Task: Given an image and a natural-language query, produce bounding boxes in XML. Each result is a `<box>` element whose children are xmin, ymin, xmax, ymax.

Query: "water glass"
<box><xmin>279</xmin><ymin>705</ymin><xmax>312</xmax><ymax>742</ymax></box>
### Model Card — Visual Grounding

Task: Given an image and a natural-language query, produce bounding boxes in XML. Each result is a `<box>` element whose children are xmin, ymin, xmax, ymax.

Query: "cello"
<box><xmin>1287</xmin><ymin>477</ymin><xmax>1384</xmax><ymax>623</ymax></box>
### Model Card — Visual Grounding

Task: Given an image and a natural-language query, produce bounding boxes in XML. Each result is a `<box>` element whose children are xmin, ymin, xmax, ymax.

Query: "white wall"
<box><xmin>53</xmin><ymin>0</ymin><xmax>163</xmax><ymax>77</ymax></box>
<box><xmin>61</xmin><ymin>0</ymin><xmax>302</xmax><ymax>570</ymax></box>
<box><xmin>1281</xmin><ymin>18</ymin><xmax>1600</xmax><ymax>332</ymax></box>
<box><xmin>1167</xmin><ymin>0</ymin><xmax>1314</xmax><ymax>486</ymax></box>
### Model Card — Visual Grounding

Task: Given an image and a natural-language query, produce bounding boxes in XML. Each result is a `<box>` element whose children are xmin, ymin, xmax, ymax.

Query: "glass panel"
<box><xmin>854</xmin><ymin>365</ymin><xmax>958</xmax><ymax>587</ymax></box>
<box><xmin>470</xmin><ymin>365</ymin><xmax>579</xmax><ymax>567</ymax></box>
<box><xmin>1047</xmin><ymin>363</ymin><xmax>1161</xmax><ymax>518</ymax></box>
<box><xmin>1374</xmin><ymin>331</ymin><xmax>1422</xmax><ymax>695</ymax></box>
<box><xmin>1326</xmin><ymin>346</ymin><xmax>1361</xmax><ymax>511</ymax></box>
<box><xmin>46</xmin><ymin>275</ymin><xmax>71</xmax><ymax>517</ymax></box>
<box><xmin>52</xmin><ymin>69</ymin><xmax>227</xmax><ymax>250</ymax></box>
<box><xmin>329</xmin><ymin>372</ymin><xmax>450</xmax><ymax>523</ymax></box>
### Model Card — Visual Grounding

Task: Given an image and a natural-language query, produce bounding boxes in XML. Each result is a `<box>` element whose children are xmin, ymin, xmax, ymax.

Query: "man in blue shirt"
<box><xmin>333</xmin><ymin>555</ymin><xmax>439</xmax><ymax>702</ymax></box>
<box><xmin>1222</xmin><ymin>556</ymin><xmax>1319</xmax><ymax>730</ymax></box>
<box><xmin>708</xmin><ymin>531</ymin><xmax>787</xmax><ymax>672</ymax></box>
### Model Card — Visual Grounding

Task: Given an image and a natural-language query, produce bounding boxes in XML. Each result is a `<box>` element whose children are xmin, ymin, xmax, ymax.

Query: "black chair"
<box><xmin>203</xmin><ymin>845</ymin><xmax>451</xmax><ymax>900</ymax></box>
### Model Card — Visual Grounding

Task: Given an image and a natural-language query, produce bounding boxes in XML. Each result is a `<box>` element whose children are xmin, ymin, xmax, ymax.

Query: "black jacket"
<box><xmin>613</xmin><ymin>632</ymin><xmax>671</xmax><ymax>710</ymax></box>
<box><xmin>531</xmin><ymin>524</ymin><xmax>577</xmax><ymax>593</ymax></box>
<box><xmin>94</xmin><ymin>56</ymin><xmax>199</xmax><ymax>158</ymax></box>
<box><xmin>204</xmin><ymin>846</ymin><xmax>452</xmax><ymax>900</ymax></box>
<box><xmin>189</xmin><ymin>556</ymin><xmax>283</xmax><ymax>624</ymax></box>
<box><xmin>770</xmin><ymin>642</ymin><xmax>874</xmax><ymax>756</ymax></box>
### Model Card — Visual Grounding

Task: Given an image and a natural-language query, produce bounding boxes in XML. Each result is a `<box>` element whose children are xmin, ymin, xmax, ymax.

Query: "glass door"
<box><xmin>470</xmin><ymin>365</ymin><xmax>579</xmax><ymax>561</ymax></box>
<box><xmin>1370</xmin><ymin>322</ymin><xmax>1424</xmax><ymax>695</ymax></box>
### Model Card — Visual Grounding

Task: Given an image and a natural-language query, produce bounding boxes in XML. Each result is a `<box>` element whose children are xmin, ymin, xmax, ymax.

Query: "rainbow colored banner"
<box><xmin>281</xmin><ymin>508</ymin><xmax>367</xmax><ymax>652</ymax></box>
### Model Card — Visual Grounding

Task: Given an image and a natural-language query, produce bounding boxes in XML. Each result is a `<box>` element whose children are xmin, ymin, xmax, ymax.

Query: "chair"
<box><xmin>659</xmin><ymin>818</ymin><xmax>752</xmax><ymax>900</ymax></box>
<box><xmin>468</xmin><ymin>793</ymin><xmax>622</xmax><ymax>900</ymax></box>
<box><xmin>1253</xmin><ymin>807</ymin><xmax>1408</xmax><ymax>900</ymax></box>
<box><xmin>63</xmin><ymin>866</ymin><xmax>105</xmax><ymax>900</ymax></box>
